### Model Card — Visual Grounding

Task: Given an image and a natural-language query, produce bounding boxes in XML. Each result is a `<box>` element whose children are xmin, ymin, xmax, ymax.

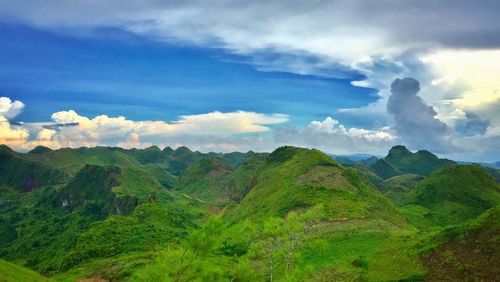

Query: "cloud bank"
<box><xmin>0</xmin><ymin>96</ymin><xmax>396</xmax><ymax>155</ymax></box>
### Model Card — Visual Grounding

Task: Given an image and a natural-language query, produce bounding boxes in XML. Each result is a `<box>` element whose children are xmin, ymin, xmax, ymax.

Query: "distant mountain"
<box><xmin>369</xmin><ymin>145</ymin><xmax>454</xmax><ymax>180</ymax></box>
<box><xmin>331</xmin><ymin>154</ymin><xmax>378</xmax><ymax>165</ymax></box>
<box><xmin>0</xmin><ymin>145</ymin><xmax>66</xmax><ymax>191</ymax></box>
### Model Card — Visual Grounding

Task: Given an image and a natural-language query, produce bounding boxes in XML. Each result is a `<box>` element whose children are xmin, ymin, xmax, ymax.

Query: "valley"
<box><xmin>0</xmin><ymin>144</ymin><xmax>499</xmax><ymax>281</ymax></box>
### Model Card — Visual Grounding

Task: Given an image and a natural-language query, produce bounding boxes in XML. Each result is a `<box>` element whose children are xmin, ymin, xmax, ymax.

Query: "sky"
<box><xmin>0</xmin><ymin>0</ymin><xmax>499</xmax><ymax>161</ymax></box>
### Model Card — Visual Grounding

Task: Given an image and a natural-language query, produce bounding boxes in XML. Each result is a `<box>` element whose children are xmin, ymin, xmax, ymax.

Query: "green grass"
<box><xmin>1</xmin><ymin>145</ymin><xmax>499</xmax><ymax>281</ymax></box>
<box><xmin>0</xmin><ymin>259</ymin><xmax>48</xmax><ymax>282</ymax></box>
<box><xmin>400</xmin><ymin>165</ymin><xmax>500</xmax><ymax>228</ymax></box>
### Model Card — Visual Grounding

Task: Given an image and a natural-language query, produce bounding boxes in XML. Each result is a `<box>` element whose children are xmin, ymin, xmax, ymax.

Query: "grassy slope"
<box><xmin>0</xmin><ymin>145</ymin><xmax>66</xmax><ymax>192</ymax></box>
<box><xmin>400</xmin><ymin>165</ymin><xmax>500</xmax><ymax>228</ymax></box>
<box><xmin>35</xmin><ymin>147</ymin><xmax>143</xmax><ymax>175</ymax></box>
<box><xmin>2</xmin><ymin>145</ymin><xmax>498</xmax><ymax>281</ymax></box>
<box><xmin>378</xmin><ymin>174</ymin><xmax>424</xmax><ymax>205</ymax></box>
<box><xmin>370</xmin><ymin>158</ymin><xmax>401</xmax><ymax>180</ymax></box>
<box><xmin>0</xmin><ymin>259</ymin><xmax>48</xmax><ymax>282</ymax></box>
<box><xmin>418</xmin><ymin>205</ymin><xmax>500</xmax><ymax>281</ymax></box>
<box><xmin>0</xmin><ymin>163</ymin><xmax>184</xmax><ymax>275</ymax></box>
<box><xmin>225</xmin><ymin>146</ymin><xmax>406</xmax><ymax>226</ymax></box>
<box><xmin>177</xmin><ymin>154</ymin><xmax>265</xmax><ymax>204</ymax></box>
<box><xmin>177</xmin><ymin>157</ymin><xmax>233</xmax><ymax>202</ymax></box>
<box><xmin>212</xmin><ymin>147</ymin><xmax>422</xmax><ymax>281</ymax></box>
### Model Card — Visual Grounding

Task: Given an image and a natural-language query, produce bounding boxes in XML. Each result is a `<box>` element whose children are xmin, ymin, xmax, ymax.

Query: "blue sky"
<box><xmin>0</xmin><ymin>1</ymin><xmax>499</xmax><ymax>161</ymax></box>
<box><xmin>0</xmin><ymin>23</ymin><xmax>376</xmax><ymax>126</ymax></box>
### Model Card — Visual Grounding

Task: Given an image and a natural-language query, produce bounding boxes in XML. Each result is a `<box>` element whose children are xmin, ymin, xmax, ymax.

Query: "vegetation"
<box><xmin>0</xmin><ymin>259</ymin><xmax>48</xmax><ymax>282</ymax></box>
<box><xmin>0</xmin><ymin>144</ymin><xmax>498</xmax><ymax>281</ymax></box>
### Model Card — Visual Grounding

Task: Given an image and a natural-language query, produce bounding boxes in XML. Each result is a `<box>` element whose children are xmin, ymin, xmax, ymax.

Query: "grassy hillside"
<box><xmin>0</xmin><ymin>163</ymin><xmax>182</xmax><ymax>274</ymax></box>
<box><xmin>400</xmin><ymin>165</ymin><xmax>500</xmax><ymax>227</ymax></box>
<box><xmin>177</xmin><ymin>154</ymin><xmax>266</xmax><ymax>204</ymax></box>
<box><xmin>0</xmin><ymin>259</ymin><xmax>48</xmax><ymax>282</ymax></box>
<box><xmin>178</xmin><ymin>157</ymin><xmax>233</xmax><ymax>201</ymax></box>
<box><xmin>370</xmin><ymin>158</ymin><xmax>401</xmax><ymax>180</ymax></box>
<box><xmin>225</xmin><ymin>146</ymin><xmax>405</xmax><ymax>225</ymax></box>
<box><xmin>418</xmin><ymin>205</ymin><xmax>500</xmax><ymax>281</ymax></box>
<box><xmin>1</xmin><ymin>144</ymin><xmax>498</xmax><ymax>281</ymax></box>
<box><xmin>378</xmin><ymin>174</ymin><xmax>424</xmax><ymax>205</ymax></box>
<box><xmin>0</xmin><ymin>145</ymin><xmax>66</xmax><ymax>192</ymax></box>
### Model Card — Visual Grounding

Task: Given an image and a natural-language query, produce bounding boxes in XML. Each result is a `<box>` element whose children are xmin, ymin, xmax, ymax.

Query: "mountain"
<box><xmin>0</xmin><ymin>144</ymin><xmax>498</xmax><ymax>281</ymax></box>
<box><xmin>400</xmin><ymin>165</ymin><xmax>500</xmax><ymax>227</ymax></box>
<box><xmin>368</xmin><ymin>145</ymin><xmax>454</xmax><ymax>180</ymax></box>
<box><xmin>177</xmin><ymin>157</ymin><xmax>233</xmax><ymax>203</ymax></box>
<box><xmin>0</xmin><ymin>145</ymin><xmax>66</xmax><ymax>192</ymax></box>
<box><xmin>225</xmin><ymin>146</ymin><xmax>406</xmax><ymax>225</ymax></box>
<box><xmin>384</xmin><ymin>145</ymin><xmax>455</xmax><ymax>176</ymax></box>
<box><xmin>331</xmin><ymin>154</ymin><xmax>378</xmax><ymax>165</ymax></box>
<box><xmin>369</xmin><ymin>158</ymin><xmax>401</xmax><ymax>180</ymax></box>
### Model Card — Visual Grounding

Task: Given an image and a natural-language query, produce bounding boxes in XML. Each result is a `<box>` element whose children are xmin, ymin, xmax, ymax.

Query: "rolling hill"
<box><xmin>0</xmin><ymin>144</ymin><xmax>498</xmax><ymax>281</ymax></box>
<box><xmin>225</xmin><ymin>146</ymin><xmax>406</xmax><ymax>226</ymax></box>
<box><xmin>400</xmin><ymin>165</ymin><xmax>500</xmax><ymax>227</ymax></box>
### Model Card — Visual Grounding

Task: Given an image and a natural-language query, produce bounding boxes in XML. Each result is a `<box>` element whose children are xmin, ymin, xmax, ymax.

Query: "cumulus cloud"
<box><xmin>0</xmin><ymin>115</ymin><xmax>29</xmax><ymax>148</ymax></box>
<box><xmin>274</xmin><ymin>117</ymin><xmax>396</xmax><ymax>155</ymax></box>
<box><xmin>387</xmin><ymin>77</ymin><xmax>453</xmax><ymax>152</ymax></box>
<box><xmin>0</xmin><ymin>105</ymin><xmax>288</xmax><ymax>151</ymax></box>
<box><xmin>0</xmin><ymin>97</ymin><xmax>25</xmax><ymax>119</ymax></box>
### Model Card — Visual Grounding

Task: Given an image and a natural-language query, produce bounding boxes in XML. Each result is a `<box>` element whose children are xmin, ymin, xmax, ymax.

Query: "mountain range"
<box><xmin>0</xmin><ymin>144</ymin><xmax>498</xmax><ymax>281</ymax></box>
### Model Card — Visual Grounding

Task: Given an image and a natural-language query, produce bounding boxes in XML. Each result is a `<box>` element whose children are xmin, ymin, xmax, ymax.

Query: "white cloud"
<box><xmin>274</xmin><ymin>116</ymin><xmax>397</xmax><ymax>155</ymax></box>
<box><xmin>0</xmin><ymin>107</ymin><xmax>288</xmax><ymax>151</ymax></box>
<box><xmin>0</xmin><ymin>115</ymin><xmax>29</xmax><ymax>148</ymax></box>
<box><xmin>0</xmin><ymin>97</ymin><xmax>25</xmax><ymax>119</ymax></box>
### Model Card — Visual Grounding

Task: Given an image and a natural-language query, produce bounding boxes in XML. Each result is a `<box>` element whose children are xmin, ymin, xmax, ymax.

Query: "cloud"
<box><xmin>0</xmin><ymin>106</ymin><xmax>288</xmax><ymax>151</ymax></box>
<box><xmin>387</xmin><ymin>77</ymin><xmax>452</xmax><ymax>152</ymax></box>
<box><xmin>2</xmin><ymin>1</ymin><xmax>498</xmax><ymax>55</ymax></box>
<box><xmin>274</xmin><ymin>117</ymin><xmax>396</xmax><ymax>155</ymax></box>
<box><xmin>454</xmin><ymin>113</ymin><xmax>489</xmax><ymax>136</ymax></box>
<box><xmin>0</xmin><ymin>115</ymin><xmax>29</xmax><ymax>147</ymax></box>
<box><xmin>2</xmin><ymin>1</ymin><xmax>499</xmax><ymax>145</ymax></box>
<box><xmin>0</xmin><ymin>97</ymin><xmax>24</xmax><ymax>119</ymax></box>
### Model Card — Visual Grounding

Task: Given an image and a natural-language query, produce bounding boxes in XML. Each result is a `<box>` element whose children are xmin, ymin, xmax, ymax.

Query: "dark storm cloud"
<box><xmin>455</xmin><ymin>113</ymin><xmax>490</xmax><ymax>136</ymax></box>
<box><xmin>354</xmin><ymin>0</ymin><xmax>500</xmax><ymax>49</ymax></box>
<box><xmin>387</xmin><ymin>77</ymin><xmax>451</xmax><ymax>152</ymax></box>
<box><xmin>0</xmin><ymin>0</ymin><xmax>499</xmax><ymax>50</ymax></box>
